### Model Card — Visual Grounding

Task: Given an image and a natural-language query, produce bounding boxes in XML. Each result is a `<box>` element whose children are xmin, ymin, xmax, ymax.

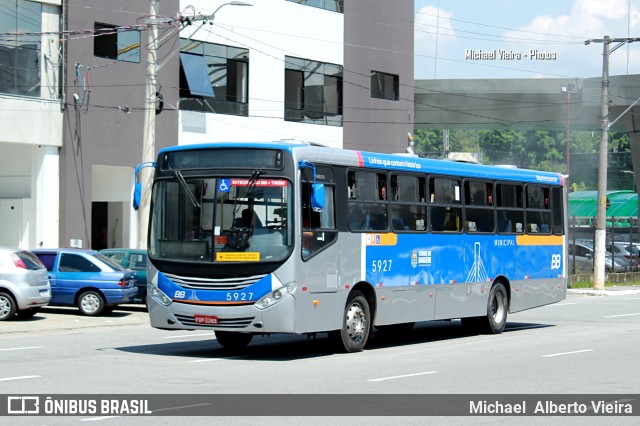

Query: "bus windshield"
<box><xmin>149</xmin><ymin>175</ymin><xmax>292</xmax><ymax>263</ymax></box>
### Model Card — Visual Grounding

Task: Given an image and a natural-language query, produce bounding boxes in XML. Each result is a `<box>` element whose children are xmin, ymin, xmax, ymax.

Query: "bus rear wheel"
<box><xmin>215</xmin><ymin>331</ymin><xmax>253</xmax><ymax>351</ymax></box>
<box><xmin>330</xmin><ymin>290</ymin><xmax>371</xmax><ymax>353</ymax></box>
<box><xmin>462</xmin><ymin>282</ymin><xmax>508</xmax><ymax>334</ymax></box>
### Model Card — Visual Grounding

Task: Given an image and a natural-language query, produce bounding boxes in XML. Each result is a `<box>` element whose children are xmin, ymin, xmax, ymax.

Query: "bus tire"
<box><xmin>330</xmin><ymin>290</ymin><xmax>371</xmax><ymax>353</ymax></box>
<box><xmin>462</xmin><ymin>282</ymin><xmax>508</xmax><ymax>334</ymax></box>
<box><xmin>215</xmin><ymin>331</ymin><xmax>253</xmax><ymax>351</ymax></box>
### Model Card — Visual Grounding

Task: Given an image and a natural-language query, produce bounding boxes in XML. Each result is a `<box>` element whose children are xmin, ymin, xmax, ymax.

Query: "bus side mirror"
<box><xmin>133</xmin><ymin>182</ymin><xmax>142</xmax><ymax>210</ymax></box>
<box><xmin>311</xmin><ymin>183</ymin><xmax>325</xmax><ymax>211</ymax></box>
<box><xmin>133</xmin><ymin>161</ymin><xmax>155</xmax><ymax>210</ymax></box>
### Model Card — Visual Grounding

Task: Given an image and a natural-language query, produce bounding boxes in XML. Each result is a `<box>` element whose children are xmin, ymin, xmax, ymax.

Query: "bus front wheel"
<box><xmin>462</xmin><ymin>282</ymin><xmax>508</xmax><ymax>334</ymax></box>
<box><xmin>215</xmin><ymin>331</ymin><xmax>253</xmax><ymax>351</ymax></box>
<box><xmin>330</xmin><ymin>290</ymin><xmax>371</xmax><ymax>353</ymax></box>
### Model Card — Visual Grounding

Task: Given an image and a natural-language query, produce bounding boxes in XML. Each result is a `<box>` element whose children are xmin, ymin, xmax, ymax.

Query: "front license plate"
<box><xmin>194</xmin><ymin>315</ymin><xmax>219</xmax><ymax>325</ymax></box>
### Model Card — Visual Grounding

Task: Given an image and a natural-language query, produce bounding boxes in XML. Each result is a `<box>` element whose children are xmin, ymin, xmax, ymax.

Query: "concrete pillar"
<box><xmin>33</xmin><ymin>145</ymin><xmax>59</xmax><ymax>248</ymax></box>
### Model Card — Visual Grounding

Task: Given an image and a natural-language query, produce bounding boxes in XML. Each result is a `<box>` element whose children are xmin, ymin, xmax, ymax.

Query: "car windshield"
<box><xmin>149</xmin><ymin>176</ymin><xmax>292</xmax><ymax>263</ymax></box>
<box><xmin>94</xmin><ymin>253</ymin><xmax>125</xmax><ymax>271</ymax></box>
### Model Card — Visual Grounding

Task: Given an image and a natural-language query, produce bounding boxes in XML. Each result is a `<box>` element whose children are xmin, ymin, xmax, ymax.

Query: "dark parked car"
<box><xmin>32</xmin><ymin>248</ymin><xmax>137</xmax><ymax>316</ymax></box>
<box><xmin>100</xmin><ymin>248</ymin><xmax>147</xmax><ymax>304</ymax></box>
<box><xmin>0</xmin><ymin>246</ymin><xmax>51</xmax><ymax>321</ymax></box>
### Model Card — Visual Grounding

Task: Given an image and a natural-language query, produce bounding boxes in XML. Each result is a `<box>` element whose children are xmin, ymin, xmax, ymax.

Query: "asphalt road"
<box><xmin>1</xmin><ymin>289</ymin><xmax>639</xmax><ymax>425</ymax></box>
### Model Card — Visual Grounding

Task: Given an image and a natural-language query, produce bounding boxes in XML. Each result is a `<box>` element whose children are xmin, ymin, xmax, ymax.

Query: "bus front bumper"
<box><xmin>147</xmin><ymin>295</ymin><xmax>296</xmax><ymax>334</ymax></box>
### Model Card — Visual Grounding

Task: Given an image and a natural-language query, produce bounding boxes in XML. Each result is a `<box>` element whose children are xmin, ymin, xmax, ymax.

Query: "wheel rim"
<box><xmin>81</xmin><ymin>294</ymin><xmax>100</xmax><ymax>314</ymax></box>
<box><xmin>345</xmin><ymin>301</ymin><xmax>367</xmax><ymax>344</ymax></box>
<box><xmin>0</xmin><ymin>296</ymin><xmax>10</xmax><ymax>318</ymax></box>
<box><xmin>491</xmin><ymin>289</ymin><xmax>506</xmax><ymax>324</ymax></box>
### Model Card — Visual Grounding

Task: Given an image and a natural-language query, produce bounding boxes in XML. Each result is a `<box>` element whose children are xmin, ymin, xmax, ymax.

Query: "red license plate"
<box><xmin>194</xmin><ymin>315</ymin><xmax>219</xmax><ymax>325</ymax></box>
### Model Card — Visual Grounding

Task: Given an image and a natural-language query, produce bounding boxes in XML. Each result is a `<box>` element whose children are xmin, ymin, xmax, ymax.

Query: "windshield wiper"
<box><xmin>175</xmin><ymin>170</ymin><xmax>201</xmax><ymax>208</ymax></box>
<box><xmin>245</xmin><ymin>169</ymin><xmax>263</xmax><ymax>197</ymax></box>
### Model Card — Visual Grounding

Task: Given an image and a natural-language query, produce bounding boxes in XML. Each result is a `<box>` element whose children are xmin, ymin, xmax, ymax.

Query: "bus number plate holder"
<box><xmin>194</xmin><ymin>315</ymin><xmax>219</xmax><ymax>325</ymax></box>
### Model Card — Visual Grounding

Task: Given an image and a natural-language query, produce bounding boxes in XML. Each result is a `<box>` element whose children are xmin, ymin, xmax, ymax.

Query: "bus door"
<box><xmin>299</xmin><ymin>165</ymin><xmax>340</xmax><ymax>332</ymax></box>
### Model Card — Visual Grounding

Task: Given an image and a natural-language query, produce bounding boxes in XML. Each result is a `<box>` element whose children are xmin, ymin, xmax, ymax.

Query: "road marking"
<box><xmin>0</xmin><ymin>375</ymin><xmax>41</xmax><ymax>382</ymax></box>
<box><xmin>542</xmin><ymin>349</ymin><xmax>593</xmax><ymax>358</ymax></box>
<box><xmin>605</xmin><ymin>312</ymin><xmax>640</xmax><ymax>318</ymax></box>
<box><xmin>0</xmin><ymin>346</ymin><xmax>43</xmax><ymax>351</ymax></box>
<box><xmin>367</xmin><ymin>371</ymin><xmax>437</xmax><ymax>382</ymax></box>
<box><xmin>189</xmin><ymin>355</ymin><xmax>246</xmax><ymax>363</ymax></box>
<box><xmin>162</xmin><ymin>333</ymin><xmax>217</xmax><ymax>339</ymax></box>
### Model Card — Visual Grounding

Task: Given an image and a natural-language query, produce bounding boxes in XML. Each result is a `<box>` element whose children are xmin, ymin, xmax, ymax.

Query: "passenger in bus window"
<box><xmin>368</xmin><ymin>204</ymin><xmax>387</xmax><ymax>230</ymax></box>
<box><xmin>430</xmin><ymin>206</ymin><xmax>445</xmax><ymax>231</ymax></box>
<box><xmin>497</xmin><ymin>211</ymin><xmax>512</xmax><ymax>233</ymax></box>
<box><xmin>237</xmin><ymin>208</ymin><xmax>262</xmax><ymax>230</ymax></box>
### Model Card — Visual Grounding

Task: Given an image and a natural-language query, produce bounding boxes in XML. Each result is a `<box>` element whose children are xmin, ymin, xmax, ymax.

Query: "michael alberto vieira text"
<box><xmin>470</xmin><ymin>400</ymin><xmax>633</xmax><ymax>415</ymax></box>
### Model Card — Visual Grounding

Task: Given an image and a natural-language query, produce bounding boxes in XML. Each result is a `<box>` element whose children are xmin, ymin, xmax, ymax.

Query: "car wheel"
<box><xmin>16</xmin><ymin>307</ymin><xmax>41</xmax><ymax>319</ymax></box>
<box><xmin>77</xmin><ymin>291</ymin><xmax>105</xmax><ymax>316</ymax></box>
<box><xmin>0</xmin><ymin>291</ymin><xmax>17</xmax><ymax>321</ymax></box>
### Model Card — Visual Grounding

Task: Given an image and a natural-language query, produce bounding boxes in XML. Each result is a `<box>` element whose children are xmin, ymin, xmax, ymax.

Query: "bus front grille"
<box><xmin>174</xmin><ymin>314</ymin><xmax>254</xmax><ymax>328</ymax></box>
<box><xmin>163</xmin><ymin>272</ymin><xmax>267</xmax><ymax>290</ymax></box>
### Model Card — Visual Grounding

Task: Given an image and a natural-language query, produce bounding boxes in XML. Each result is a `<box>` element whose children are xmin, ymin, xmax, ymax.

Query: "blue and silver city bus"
<box><xmin>146</xmin><ymin>141</ymin><xmax>567</xmax><ymax>352</ymax></box>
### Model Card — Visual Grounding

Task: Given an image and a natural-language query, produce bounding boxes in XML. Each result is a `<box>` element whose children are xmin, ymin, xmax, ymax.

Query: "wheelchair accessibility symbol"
<box><xmin>218</xmin><ymin>179</ymin><xmax>231</xmax><ymax>192</ymax></box>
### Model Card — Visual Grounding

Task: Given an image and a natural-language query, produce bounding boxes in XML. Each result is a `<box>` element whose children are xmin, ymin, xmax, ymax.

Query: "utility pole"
<box><xmin>137</xmin><ymin>0</ymin><xmax>159</xmax><ymax>249</ymax></box>
<box><xmin>135</xmin><ymin>1</ymin><xmax>253</xmax><ymax>249</ymax></box>
<box><xmin>593</xmin><ymin>36</ymin><xmax>610</xmax><ymax>291</ymax></box>
<box><xmin>585</xmin><ymin>35</ymin><xmax>640</xmax><ymax>290</ymax></box>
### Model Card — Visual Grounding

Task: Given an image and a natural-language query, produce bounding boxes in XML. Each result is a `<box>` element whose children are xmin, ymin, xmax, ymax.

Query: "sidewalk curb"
<box><xmin>567</xmin><ymin>288</ymin><xmax>640</xmax><ymax>296</ymax></box>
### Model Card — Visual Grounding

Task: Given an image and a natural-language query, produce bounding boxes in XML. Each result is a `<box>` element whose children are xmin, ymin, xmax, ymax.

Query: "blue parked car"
<box><xmin>32</xmin><ymin>248</ymin><xmax>137</xmax><ymax>316</ymax></box>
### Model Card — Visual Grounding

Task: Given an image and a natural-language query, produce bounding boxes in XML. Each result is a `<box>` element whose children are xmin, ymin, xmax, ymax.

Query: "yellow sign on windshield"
<box><xmin>216</xmin><ymin>252</ymin><xmax>260</xmax><ymax>262</ymax></box>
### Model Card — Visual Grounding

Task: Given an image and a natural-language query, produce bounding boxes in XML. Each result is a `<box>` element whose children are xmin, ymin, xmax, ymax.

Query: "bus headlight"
<box><xmin>149</xmin><ymin>284</ymin><xmax>172</xmax><ymax>306</ymax></box>
<box><xmin>255</xmin><ymin>284</ymin><xmax>295</xmax><ymax>310</ymax></box>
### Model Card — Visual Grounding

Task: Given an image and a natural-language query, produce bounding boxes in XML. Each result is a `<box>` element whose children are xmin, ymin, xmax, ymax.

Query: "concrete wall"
<box><xmin>0</xmin><ymin>1</ymin><xmax>62</xmax><ymax>250</ymax></box>
<box><xmin>61</xmin><ymin>0</ymin><xmax>180</xmax><ymax>248</ymax></box>
<box><xmin>343</xmin><ymin>0</ymin><xmax>414</xmax><ymax>153</ymax></box>
<box><xmin>178</xmin><ymin>0</ymin><xmax>344</xmax><ymax>148</ymax></box>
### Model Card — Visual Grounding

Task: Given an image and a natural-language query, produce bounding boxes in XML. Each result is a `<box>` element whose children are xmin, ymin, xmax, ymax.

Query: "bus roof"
<box><xmin>158</xmin><ymin>141</ymin><xmax>564</xmax><ymax>186</ymax></box>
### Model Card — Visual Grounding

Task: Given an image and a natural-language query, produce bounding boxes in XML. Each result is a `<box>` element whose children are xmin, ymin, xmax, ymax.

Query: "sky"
<box><xmin>414</xmin><ymin>0</ymin><xmax>640</xmax><ymax>79</ymax></box>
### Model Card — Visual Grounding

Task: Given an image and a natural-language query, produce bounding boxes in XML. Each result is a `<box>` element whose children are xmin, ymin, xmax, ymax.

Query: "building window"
<box><xmin>284</xmin><ymin>56</ymin><xmax>342</xmax><ymax>127</ymax></box>
<box><xmin>179</xmin><ymin>39</ymin><xmax>249</xmax><ymax>117</ymax></box>
<box><xmin>371</xmin><ymin>71</ymin><xmax>399</xmax><ymax>101</ymax></box>
<box><xmin>93</xmin><ymin>23</ymin><xmax>140</xmax><ymax>63</ymax></box>
<box><xmin>0</xmin><ymin>0</ymin><xmax>42</xmax><ymax>96</ymax></box>
<box><xmin>286</xmin><ymin>0</ymin><xmax>344</xmax><ymax>13</ymax></box>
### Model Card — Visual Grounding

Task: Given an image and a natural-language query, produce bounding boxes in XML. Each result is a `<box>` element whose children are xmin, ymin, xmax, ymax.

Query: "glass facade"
<box><xmin>93</xmin><ymin>22</ymin><xmax>141</xmax><ymax>63</ymax></box>
<box><xmin>284</xmin><ymin>56</ymin><xmax>343</xmax><ymax>127</ymax></box>
<box><xmin>179</xmin><ymin>39</ymin><xmax>249</xmax><ymax>117</ymax></box>
<box><xmin>0</xmin><ymin>0</ymin><xmax>42</xmax><ymax>96</ymax></box>
<box><xmin>371</xmin><ymin>71</ymin><xmax>399</xmax><ymax>101</ymax></box>
<box><xmin>286</xmin><ymin>0</ymin><xmax>344</xmax><ymax>13</ymax></box>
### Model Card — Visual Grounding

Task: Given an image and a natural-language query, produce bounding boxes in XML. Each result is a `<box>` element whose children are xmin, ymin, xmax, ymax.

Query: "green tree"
<box><xmin>412</xmin><ymin>129</ymin><xmax>443</xmax><ymax>158</ymax></box>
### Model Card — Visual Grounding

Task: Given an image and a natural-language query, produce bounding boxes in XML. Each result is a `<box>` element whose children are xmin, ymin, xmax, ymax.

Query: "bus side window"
<box><xmin>301</xmin><ymin>182</ymin><xmax>337</xmax><ymax>259</ymax></box>
<box><xmin>430</xmin><ymin>177</ymin><xmax>461</xmax><ymax>232</ymax></box>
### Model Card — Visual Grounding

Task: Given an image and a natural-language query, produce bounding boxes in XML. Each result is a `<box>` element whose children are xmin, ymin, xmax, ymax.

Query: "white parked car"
<box><xmin>0</xmin><ymin>247</ymin><xmax>51</xmax><ymax>321</ymax></box>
